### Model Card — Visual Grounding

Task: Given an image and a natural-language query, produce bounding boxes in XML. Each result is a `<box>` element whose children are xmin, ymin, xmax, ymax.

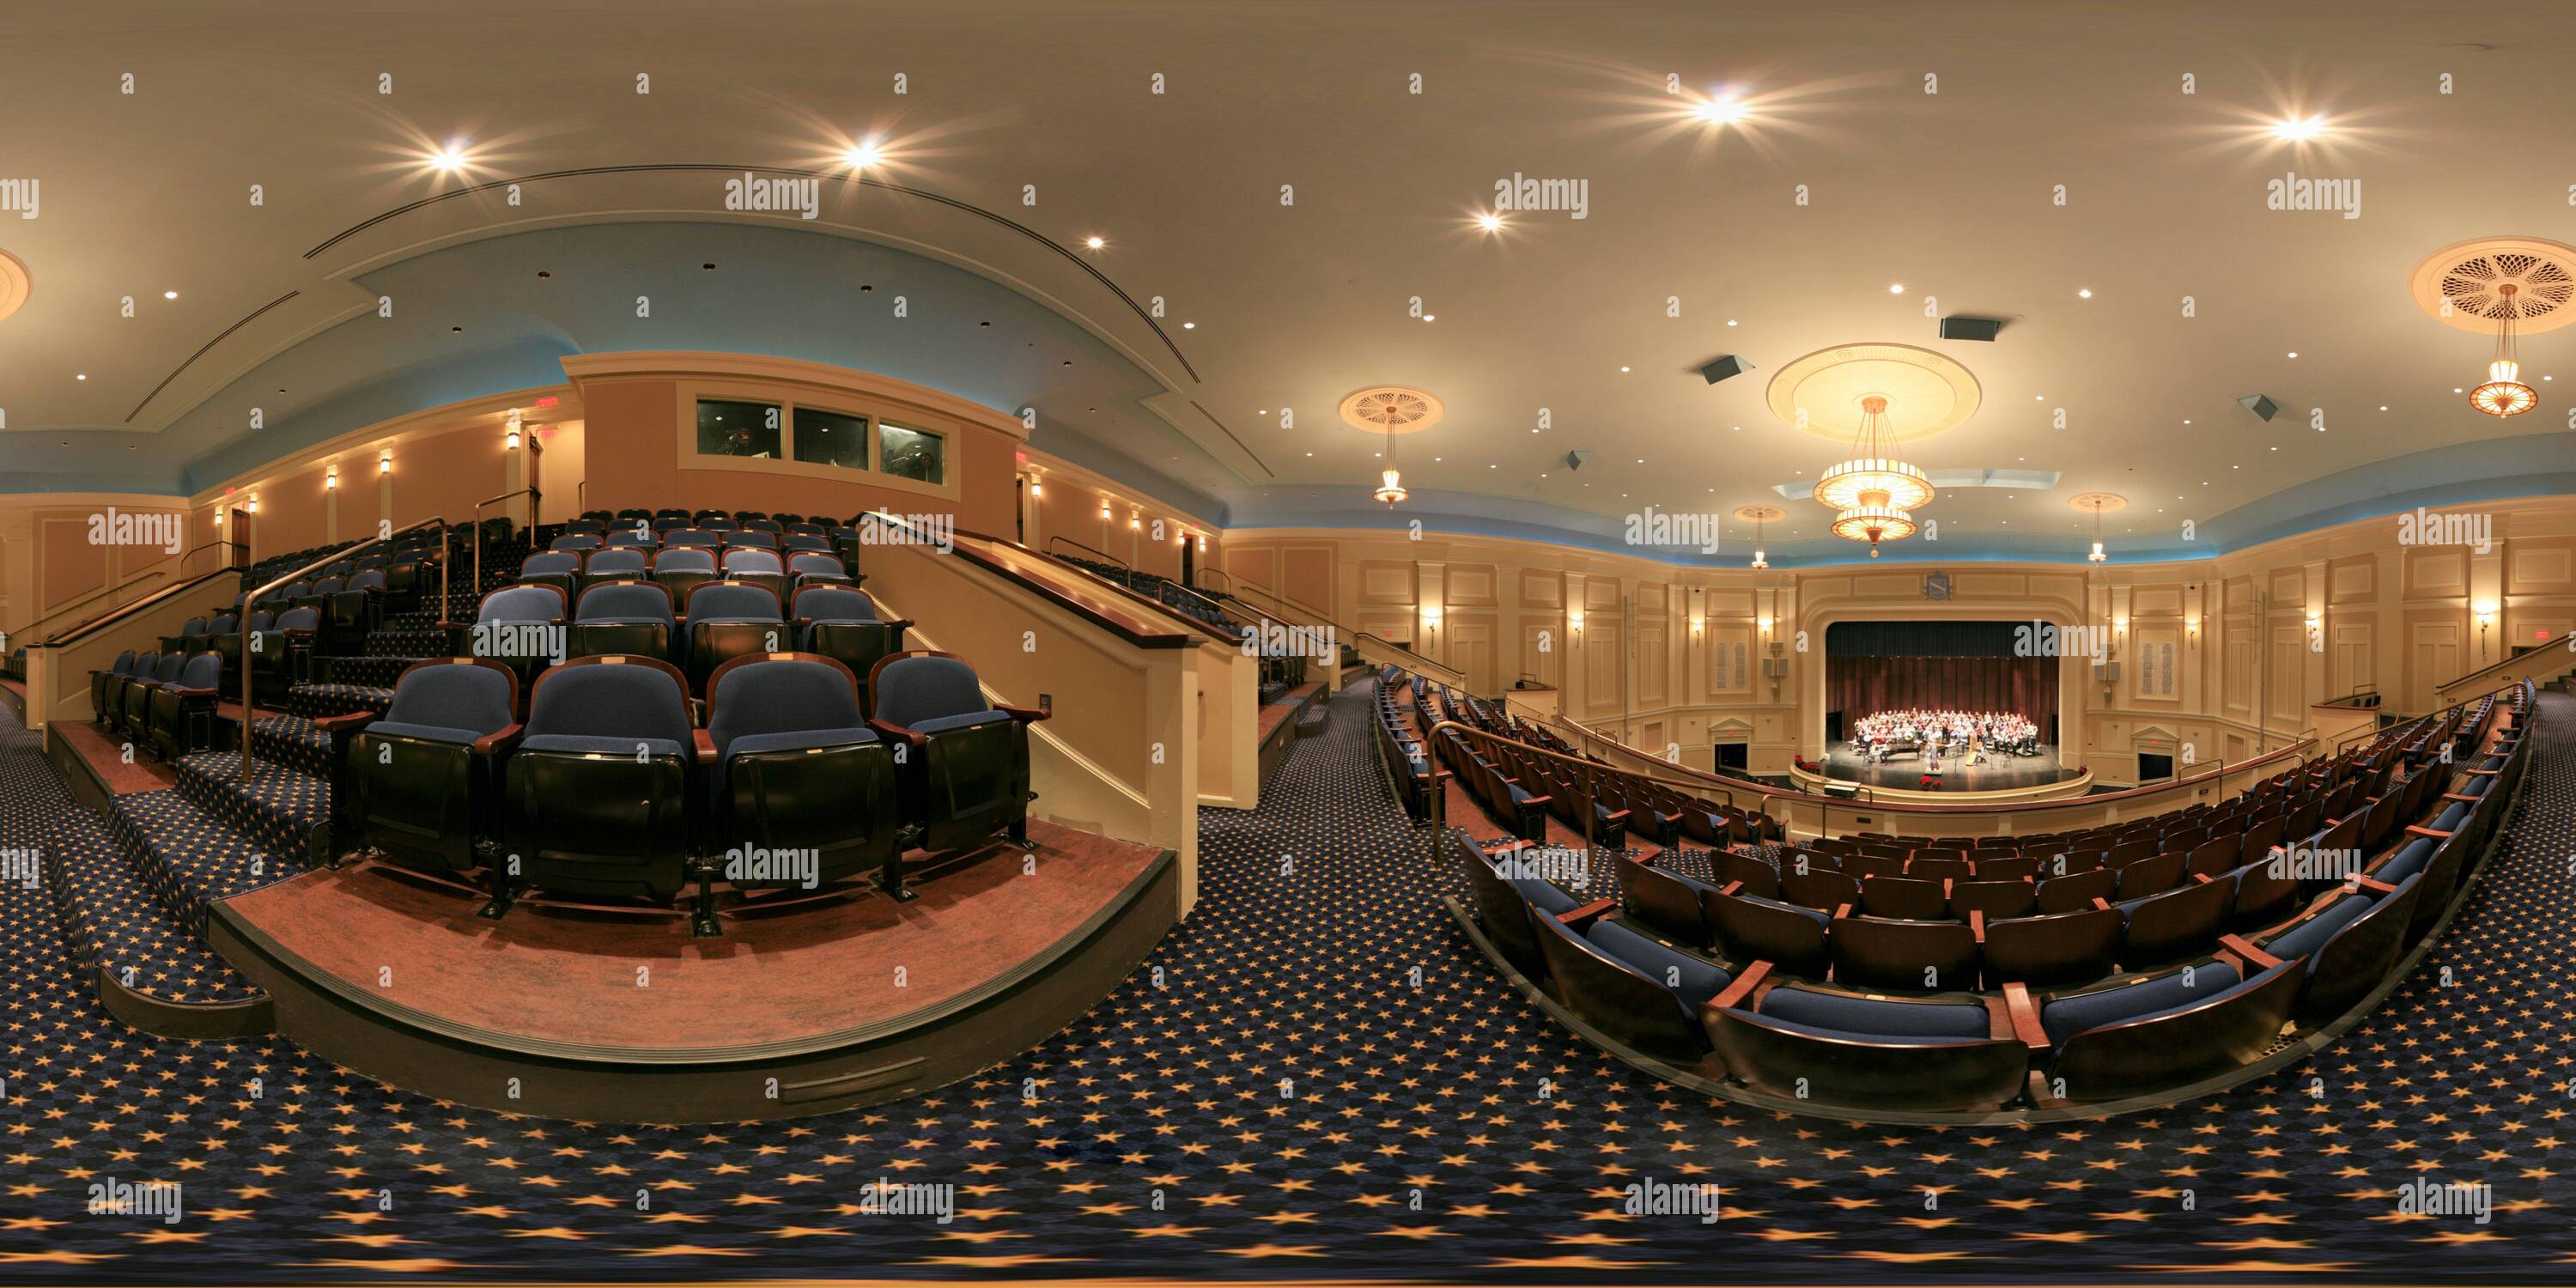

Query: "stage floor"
<box><xmin>1820</xmin><ymin>743</ymin><xmax>2081</xmax><ymax>791</ymax></box>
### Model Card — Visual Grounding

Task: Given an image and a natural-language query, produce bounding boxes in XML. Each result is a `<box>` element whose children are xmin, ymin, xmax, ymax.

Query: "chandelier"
<box><xmin>1815</xmin><ymin>395</ymin><xmax>1929</xmax><ymax>557</ymax></box>
<box><xmin>2470</xmin><ymin>283</ymin><xmax>2538</xmax><ymax>417</ymax></box>
<box><xmin>1361</xmin><ymin>402</ymin><xmax>1408</xmax><ymax>504</ymax></box>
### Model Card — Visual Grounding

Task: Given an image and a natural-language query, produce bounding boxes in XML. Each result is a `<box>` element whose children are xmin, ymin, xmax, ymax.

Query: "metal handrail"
<box><xmin>240</xmin><ymin>516</ymin><xmax>449</xmax><ymax>768</ymax></box>
<box><xmin>18</xmin><ymin>569</ymin><xmax>173</xmax><ymax>645</ymax></box>
<box><xmin>1423</xmin><ymin>717</ymin><xmax>1604</xmax><ymax>864</ymax></box>
<box><xmin>1045</xmin><ymin>535</ymin><xmax>1129</xmax><ymax>571</ymax></box>
<box><xmin>1192</xmin><ymin>567</ymin><xmax>1234</xmax><ymax>595</ymax></box>
<box><xmin>38</xmin><ymin>567</ymin><xmax>244</xmax><ymax>649</ymax></box>
<box><xmin>472</xmin><ymin>488</ymin><xmax>538</xmax><ymax>595</ymax></box>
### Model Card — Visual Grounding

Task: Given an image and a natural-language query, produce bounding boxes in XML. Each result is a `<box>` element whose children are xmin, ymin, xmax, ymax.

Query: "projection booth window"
<box><xmin>878</xmin><ymin>421</ymin><xmax>945</xmax><ymax>484</ymax></box>
<box><xmin>696</xmin><ymin>398</ymin><xmax>782</xmax><ymax>459</ymax></box>
<box><xmin>792</xmin><ymin>406</ymin><xmax>872</xmax><ymax>470</ymax></box>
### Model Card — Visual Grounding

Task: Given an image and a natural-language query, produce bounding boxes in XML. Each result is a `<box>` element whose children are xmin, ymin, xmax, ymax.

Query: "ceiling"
<box><xmin>7</xmin><ymin>0</ymin><xmax>2576</xmax><ymax>563</ymax></box>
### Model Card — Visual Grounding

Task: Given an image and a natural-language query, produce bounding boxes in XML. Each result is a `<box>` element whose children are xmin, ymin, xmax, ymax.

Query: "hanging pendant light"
<box><xmin>2470</xmin><ymin>283</ymin><xmax>2538</xmax><ymax>417</ymax></box>
<box><xmin>2073</xmin><ymin>491</ymin><xmax>2123</xmax><ymax>563</ymax></box>
<box><xmin>1366</xmin><ymin>402</ymin><xmax>1407</xmax><ymax>505</ymax></box>
<box><xmin>1815</xmin><ymin>395</ymin><xmax>1929</xmax><ymax>556</ymax></box>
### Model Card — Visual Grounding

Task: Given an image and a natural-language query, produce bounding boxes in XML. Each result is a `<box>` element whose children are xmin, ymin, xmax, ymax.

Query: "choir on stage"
<box><xmin>1849</xmin><ymin>708</ymin><xmax>2041</xmax><ymax>768</ymax></box>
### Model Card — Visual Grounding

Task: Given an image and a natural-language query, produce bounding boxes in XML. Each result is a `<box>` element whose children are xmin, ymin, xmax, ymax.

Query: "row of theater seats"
<box><xmin>1463</xmin><ymin>683</ymin><xmax>2529</xmax><ymax>1113</ymax></box>
<box><xmin>1397</xmin><ymin>670</ymin><xmax>1782</xmax><ymax>850</ymax></box>
<box><xmin>322</xmin><ymin>647</ymin><xmax>1045</xmax><ymax>927</ymax></box>
<box><xmin>1371</xmin><ymin>679</ymin><xmax>1440</xmax><ymax>821</ymax></box>
<box><xmin>459</xmin><ymin>579</ymin><xmax>910</xmax><ymax>711</ymax></box>
<box><xmin>88</xmin><ymin>648</ymin><xmax>225</xmax><ymax>760</ymax></box>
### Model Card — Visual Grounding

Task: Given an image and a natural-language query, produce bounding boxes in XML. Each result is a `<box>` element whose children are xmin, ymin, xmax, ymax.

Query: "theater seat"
<box><xmin>321</xmin><ymin>659</ymin><xmax>521</xmax><ymax>878</ymax></box>
<box><xmin>703</xmin><ymin>653</ymin><xmax>900</xmax><ymax>896</ymax></box>
<box><xmin>1830</xmin><ymin>914</ymin><xmax>1978</xmax><ymax>991</ymax></box>
<box><xmin>1524</xmin><ymin>914</ymin><xmax>1722</xmax><ymax>1064</ymax></box>
<box><xmin>568</xmin><ymin>581</ymin><xmax>677</xmax><ymax>664</ymax></box>
<box><xmin>1705</xmin><ymin>983</ymin><xmax>2026</xmax><ymax>1112</ymax></box>
<box><xmin>868</xmin><ymin>651</ymin><xmax>1048</xmax><ymax>854</ymax></box>
<box><xmin>1615</xmin><ymin>854</ymin><xmax>1715</xmax><ymax>947</ymax></box>
<box><xmin>787</xmin><ymin>551</ymin><xmax>852</xmax><ymax>591</ymax></box>
<box><xmin>518</xmin><ymin>551</ymin><xmax>582</xmax><ymax>603</ymax></box>
<box><xmin>502</xmin><ymin>656</ymin><xmax>697</xmax><ymax>903</ymax></box>
<box><xmin>90</xmin><ymin>650</ymin><xmax>137</xmax><ymax>724</ymax></box>
<box><xmin>2041</xmin><ymin>959</ymin><xmax>2302</xmax><ymax>1102</ymax></box>
<box><xmin>1982</xmin><ymin>906</ymin><xmax>2122</xmax><ymax>986</ymax></box>
<box><xmin>447</xmin><ymin>586</ymin><xmax>566</xmax><ymax>690</ymax></box>
<box><xmin>580</xmin><ymin>548</ymin><xmax>648</xmax><ymax>591</ymax></box>
<box><xmin>1704</xmin><ymin>889</ymin><xmax>1830</xmax><ymax>977</ymax></box>
<box><xmin>1462</xmin><ymin>835</ymin><xmax>1566</xmax><ymax>980</ymax></box>
<box><xmin>653</xmin><ymin>546</ymin><xmax>719</xmax><ymax>603</ymax></box>
<box><xmin>793</xmin><ymin>586</ymin><xmax>911</xmax><ymax>714</ymax></box>
<box><xmin>2281</xmin><ymin>874</ymin><xmax>2422</xmax><ymax>1021</ymax></box>
<box><xmin>683</xmin><ymin>581</ymin><xmax>785</xmax><ymax>695</ymax></box>
<box><xmin>120</xmin><ymin>651</ymin><xmax>187</xmax><ymax>737</ymax></box>
<box><xmin>145</xmin><ymin>653</ymin><xmax>224</xmax><ymax>761</ymax></box>
<box><xmin>720</xmin><ymin>547</ymin><xmax>789</xmax><ymax>603</ymax></box>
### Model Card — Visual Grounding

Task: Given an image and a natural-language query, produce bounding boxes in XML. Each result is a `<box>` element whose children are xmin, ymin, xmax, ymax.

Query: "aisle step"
<box><xmin>171</xmin><ymin>750</ymin><xmax>328</xmax><ymax>863</ymax></box>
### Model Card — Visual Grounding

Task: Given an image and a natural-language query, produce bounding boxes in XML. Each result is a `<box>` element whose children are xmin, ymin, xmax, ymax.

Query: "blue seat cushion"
<box><xmin>365</xmin><ymin>720</ymin><xmax>485</xmax><ymax>746</ymax></box>
<box><xmin>1758</xmin><ymin>986</ymin><xmax>1990</xmax><ymax>1039</ymax></box>
<box><xmin>519</xmin><ymin>733</ymin><xmax>686</xmax><ymax>760</ymax></box>
<box><xmin>1587</xmin><ymin>920</ymin><xmax>1729</xmax><ymax>1010</ymax></box>
<box><xmin>722</xmin><ymin>727</ymin><xmax>876</xmax><ymax>764</ymax></box>
<box><xmin>2376</xmin><ymin>835</ymin><xmax>2437</xmax><ymax>884</ymax></box>
<box><xmin>2263</xmin><ymin>893</ymin><xmax>2374</xmax><ymax>965</ymax></box>
<box><xmin>912</xmin><ymin>709</ymin><xmax>1009</xmax><ymax>736</ymax></box>
<box><xmin>2041</xmin><ymin>961</ymin><xmax>2243</xmax><ymax>1047</ymax></box>
<box><xmin>1510</xmin><ymin>873</ymin><xmax>1580</xmax><ymax>917</ymax></box>
<box><xmin>2430</xmin><ymin>800</ymin><xmax>2470</xmax><ymax>832</ymax></box>
<box><xmin>1728</xmin><ymin>1010</ymin><xmax>1990</xmax><ymax>1047</ymax></box>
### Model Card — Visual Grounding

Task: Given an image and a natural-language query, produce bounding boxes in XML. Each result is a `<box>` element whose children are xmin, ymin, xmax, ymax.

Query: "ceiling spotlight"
<box><xmin>430</xmin><ymin>143</ymin><xmax>468</xmax><ymax>171</ymax></box>
<box><xmin>163</xmin><ymin>290</ymin><xmax>179</xmax><ymax>300</ymax></box>
<box><xmin>75</xmin><ymin>373</ymin><xmax>86</xmax><ymax>380</ymax></box>
<box><xmin>1182</xmin><ymin>321</ymin><xmax>1195</xmax><ymax>329</ymax></box>
<box><xmin>844</xmin><ymin>140</ymin><xmax>883</xmax><ymax>167</ymax></box>
<box><xmin>1422</xmin><ymin>314</ymin><xmax>1435</xmax><ymax>322</ymax></box>
<box><xmin>1476</xmin><ymin>212</ymin><xmax>1503</xmax><ymax>232</ymax></box>
<box><xmin>1888</xmin><ymin>283</ymin><xmax>1905</xmax><ymax>294</ymax></box>
<box><xmin>1084</xmin><ymin>236</ymin><xmax>1105</xmax><ymax>249</ymax></box>
<box><xmin>2271</xmin><ymin>116</ymin><xmax>2327</xmax><ymax>141</ymax></box>
<box><xmin>1694</xmin><ymin>97</ymin><xmax>1746</xmax><ymax>124</ymax></box>
<box><xmin>2076</xmin><ymin>288</ymin><xmax>2093</xmax><ymax>299</ymax></box>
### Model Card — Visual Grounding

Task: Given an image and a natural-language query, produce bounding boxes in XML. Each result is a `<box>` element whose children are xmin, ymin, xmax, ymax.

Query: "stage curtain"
<box><xmin>1825</xmin><ymin>654</ymin><xmax>2060</xmax><ymax>737</ymax></box>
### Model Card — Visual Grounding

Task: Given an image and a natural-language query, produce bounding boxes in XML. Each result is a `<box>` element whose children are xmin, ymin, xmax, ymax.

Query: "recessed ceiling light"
<box><xmin>1422</xmin><ymin>314</ymin><xmax>1435</xmax><ymax>322</ymax></box>
<box><xmin>1694</xmin><ymin>97</ymin><xmax>1746</xmax><ymax>124</ymax></box>
<box><xmin>2287</xmin><ymin>351</ymin><xmax>2298</xmax><ymax>358</ymax></box>
<box><xmin>1619</xmin><ymin>366</ymin><xmax>1631</xmax><ymax>373</ymax></box>
<box><xmin>2379</xmin><ymin>405</ymin><xmax>2388</xmax><ymax>410</ymax></box>
<box><xmin>1084</xmin><ymin>236</ymin><xmax>1105</xmax><ymax>249</ymax></box>
<box><xmin>2182</xmin><ymin>419</ymin><xmax>2191</xmax><ymax>425</ymax></box>
<box><xmin>2076</xmin><ymin>289</ymin><xmax>2093</xmax><ymax>299</ymax></box>
<box><xmin>1476</xmin><ymin>212</ymin><xmax>1503</xmax><ymax>232</ymax></box>
<box><xmin>1888</xmin><ymin>283</ymin><xmax>1905</xmax><ymax>294</ymax></box>
<box><xmin>1182</xmin><ymin>321</ymin><xmax>1194</xmax><ymax>329</ymax></box>
<box><xmin>76</xmin><ymin>373</ymin><xmax>86</xmax><ymax>380</ymax></box>
<box><xmin>162</xmin><ymin>290</ymin><xmax>178</xmax><ymax>300</ymax></box>
<box><xmin>844</xmin><ymin>141</ymin><xmax>883</xmax><ymax>167</ymax></box>
<box><xmin>430</xmin><ymin>142</ymin><xmax>469</xmax><ymax>171</ymax></box>
<box><xmin>2271</xmin><ymin>116</ymin><xmax>2327</xmax><ymax>141</ymax></box>
<box><xmin>1726</xmin><ymin>319</ymin><xmax>1738</xmax><ymax>326</ymax></box>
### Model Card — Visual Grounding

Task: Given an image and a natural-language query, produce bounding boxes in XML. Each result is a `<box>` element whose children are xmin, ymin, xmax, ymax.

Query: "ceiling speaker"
<box><xmin>2237</xmin><ymin>393</ymin><xmax>2281</xmax><ymax>422</ymax></box>
<box><xmin>1936</xmin><ymin>316</ymin><xmax>2004</xmax><ymax>342</ymax></box>
<box><xmin>1564</xmin><ymin>450</ymin><xmax>1593</xmax><ymax>471</ymax></box>
<box><xmin>1698</xmin><ymin>354</ymin><xmax>1754</xmax><ymax>384</ymax></box>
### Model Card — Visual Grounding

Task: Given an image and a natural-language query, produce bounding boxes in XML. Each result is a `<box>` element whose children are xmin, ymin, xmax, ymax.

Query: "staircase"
<box><xmin>44</xmin><ymin>532</ymin><xmax>529</xmax><ymax>1036</ymax></box>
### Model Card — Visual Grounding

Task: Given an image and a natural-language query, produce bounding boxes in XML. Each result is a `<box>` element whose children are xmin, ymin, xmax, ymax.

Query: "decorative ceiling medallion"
<box><xmin>2409</xmin><ymin>236</ymin><xmax>2576</xmax><ymax>335</ymax></box>
<box><xmin>0</xmin><ymin>249</ymin><xmax>29</xmax><ymax>325</ymax></box>
<box><xmin>2067</xmin><ymin>492</ymin><xmax>2128</xmax><ymax>513</ymax></box>
<box><xmin>1730</xmin><ymin>504</ymin><xmax>1789</xmax><ymax>524</ymax></box>
<box><xmin>1336</xmin><ymin>386</ymin><xmax>1445</xmax><ymax>434</ymax></box>
<box><xmin>1765</xmin><ymin>343</ymin><xmax>1981</xmax><ymax>443</ymax></box>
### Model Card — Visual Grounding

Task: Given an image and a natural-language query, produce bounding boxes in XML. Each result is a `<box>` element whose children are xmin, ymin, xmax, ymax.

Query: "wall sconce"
<box><xmin>1568</xmin><ymin>609</ymin><xmax>1585</xmax><ymax>636</ymax></box>
<box><xmin>2473</xmin><ymin>598</ymin><xmax>2499</xmax><ymax>645</ymax></box>
<box><xmin>1196</xmin><ymin>534</ymin><xmax>1206</xmax><ymax>551</ymax></box>
<box><xmin>1690</xmin><ymin>615</ymin><xmax>1704</xmax><ymax>637</ymax></box>
<box><xmin>1030</xmin><ymin>479</ymin><xmax>1043</xmax><ymax>496</ymax></box>
<box><xmin>1420</xmin><ymin>606</ymin><xmax>1443</xmax><ymax>637</ymax></box>
<box><xmin>247</xmin><ymin>498</ymin><xmax>259</xmax><ymax>514</ymax></box>
<box><xmin>325</xmin><ymin>469</ymin><xmax>337</xmax><ymax>490</ymax></box>
<box><xmin>1757</xmin><ymin>615</ymin><xmax>1773</xmax><ymax>632</ymax></box>
<box><xmin>378</xmin><ymin>453</ymin><xmax>392</xmax><ymax>474</ymax></box>
<box><xmin>2185</xmin><ymin>617</ymin><xmax>2199</xmax><ymax>635</ymax></box>
<box><xmin>1129</xmin><ymin>514</ymin><xmax>1141</xmax><ymax>531</ymax></box>
<box><xmin>1100</xmin><ymin>501</ymin><xmax>1112</xmax><ymax>519</ymax></box>
<box><xmin>2113</xmin><ymin>615</ymin><xmax>2128</xmax><ymax>633</ymax></box>
<box><xmin>1176</xmin><ymin>531</ymin><xmax>1188</xmax><ymax>546</ymax></box>
<box><xmin>504</xmin><ymin>410</ymin><xmax>523</xmax><ymax>450</ymax></box>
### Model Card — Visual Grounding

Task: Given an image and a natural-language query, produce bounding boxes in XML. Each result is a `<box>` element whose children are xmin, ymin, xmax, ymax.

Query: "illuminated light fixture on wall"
<box><xmin>2114</xmin><ymin>616</ymin><xmax>2129</xmax><ymax>633</ymax></box>
<box><xmin>378</xmin><ymin>454</ymin><xmax>392</xmax><ymax>474</ymax></box>
<box><xmin>1196</xmin><ymin>534</ymin><xmax>1206</xmax><ymax>551</ymax></box>
<box><xmin>1817</xmin><ymin>396</ymin><xmax>1929</xmax><ymax>557</ymax></box>
<box><xmin>1567</xmin><ymin>609</ymin><xmax>1585</xmax><ymax>636</ymax></box>
<box><xmin>2470</xmin><ymin>283</ymin><xmax>2539</xmax><ymax>417</ymax></box>
<box><xmin>325</xmin><ymin>469</ymin><xmax>337</xmax><ymax>490</ymax></box>
<box><xmin>1735</xmin><ymin>504</ymin><xmax>1786</xmax><ymax>570</ymax></box>
<box><xmin>2474</xmin><ymin>598</ymin><xmax>2500</xmax><ymax>646</ymax></box>
<box><xmin>2186</xmin><ymin>617</ymin><xmax>2200</xmax><ymax>636</ymax></box>
<box><xmin>1758</xmin><ymin>615</ymin><xmax>1774</xmax><ymax>632</ymax></box>
<box><xmin>504</xmin><ymin>410</ymin><xmax>523</xmax><ymax>450</ymax></box>
<box><xmin>1129</xmin><ymin>514</ymin><xmax>1141</xmax><ymax>531</ymax></box>
<box><xmin>1029</xmin><ymin>479</ymin><xmax>1043</xmax><ymax>496</ymax></box>
<box><xmin>1100</xmin><ymin>500</ymin><xmax>1112</xmax><ymax>519</ymax></box>
<box><xmin>247</xmin><ymin>499</ymin><xmax>259</xmax><ymax>514</ymax></box>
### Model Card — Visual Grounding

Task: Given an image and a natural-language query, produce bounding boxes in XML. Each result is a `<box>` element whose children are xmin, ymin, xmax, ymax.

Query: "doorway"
<box><xmin>2137</xmin><ymin>752</ymin><xmax>2174</xmax><ymax>782</ymax></box>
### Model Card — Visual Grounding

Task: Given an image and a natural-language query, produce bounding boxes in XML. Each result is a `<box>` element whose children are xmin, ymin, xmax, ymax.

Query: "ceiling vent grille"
<box><xmin>2410</xmin><ymin>237</ymin><xmax>2576</xmax><ymax>333</ymax></box>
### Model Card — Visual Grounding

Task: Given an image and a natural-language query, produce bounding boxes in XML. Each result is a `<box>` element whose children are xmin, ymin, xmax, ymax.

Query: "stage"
<box><xmin>1820</xmin><ymin>742</ymin><xmax>2082</xmax><ymax>791</ymax></box>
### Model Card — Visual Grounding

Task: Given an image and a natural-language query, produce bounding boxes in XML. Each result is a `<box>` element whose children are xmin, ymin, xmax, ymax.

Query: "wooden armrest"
<box><xmin>2403</xmin><ymin>824</ymin><xmax>2452</xmax><ymax>841</ymax></box>
<box><xmin>2090</xmin><ymin>896</ymin><xmax>2113</xmax><ymax>912</ymax></box>
<box><xmin>167</xmin><ymin>685</ymin><xmax>220</xmax><ymax>699</ymax></box>
<box><xmin>2001</xmin><ymin>981</ymin><xmax>2050</xmax><ymax>1051</ymax></box>
<box><xmin>2345</xmin><ymin>874</ymin><xmax>2400</xmax><ymax>895</ymax></box>
<box><xmin>1521</xmin><ymin>793</ymin><xmax>1552</xmax><ymax>809</ymax></box>
<box><xmin>1709</xmin><ymin>960</ymin><xmax>1773</xmax><ymax>1012</ymax></box>
<box><xmin>1969</xmin><ymin>909</ymin><xmax>1986</xmax><ymax>944</ymax></box>
<box><xmin>313</xmin><ymin>710</ymin><xmax>379</xmax><ymax>737</ymax></box>
<box><xmin>2463</xmin><ymin>768</ymin><xmax>2500</xmax><ymax>776</ymax></box>
<box><xmin>1485</xmin><ymin>839</ymin><xmax>1535</xmax><ymax>855</ymax></box>
<box><xmin>690</xmin><ymin>728</ymin><xmax>717</xmax><ymax>764</ymax></box>
<box><xmin>1718</xmin><ymin>879</ymin><xmax>1744</xmax><ymax>896</ymax></box>
<box><xmin>1558</xmin><ymin>897</ymin><xmax>1618</xmax><ymax>929</ymax></box>
<box><xmin>2189</xmin><ymin>872</ymin><xmax>2215</xmax><ymax>884</ymax></box>
<box><xmin>997</xmin><ymin>703</ymin><xmax>1050</xmax><ymax>723</ymax></box>
<box><xmin>2219</xmin><ymin>933</ymin><xmax>2283</xmax><ymax>972</ymax></box>
<box><xmin>471</xmin><ymin>723</ymin><xmax>524</xmax><ymax>756</ymax></box>
<box><xmin>2439</xmin><ymin>792</ymin><xmax>2479</xmax><ymax>804</ymax></box>
<box><xmin>1832</xmin><ymin>902</ymin><xmax>1854</xmax><ymax>920</ymax></box>
<box><xmin>867</xmin><ymin>717</ymin><xmax>929</xmax><ymax>747</ymax></box>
